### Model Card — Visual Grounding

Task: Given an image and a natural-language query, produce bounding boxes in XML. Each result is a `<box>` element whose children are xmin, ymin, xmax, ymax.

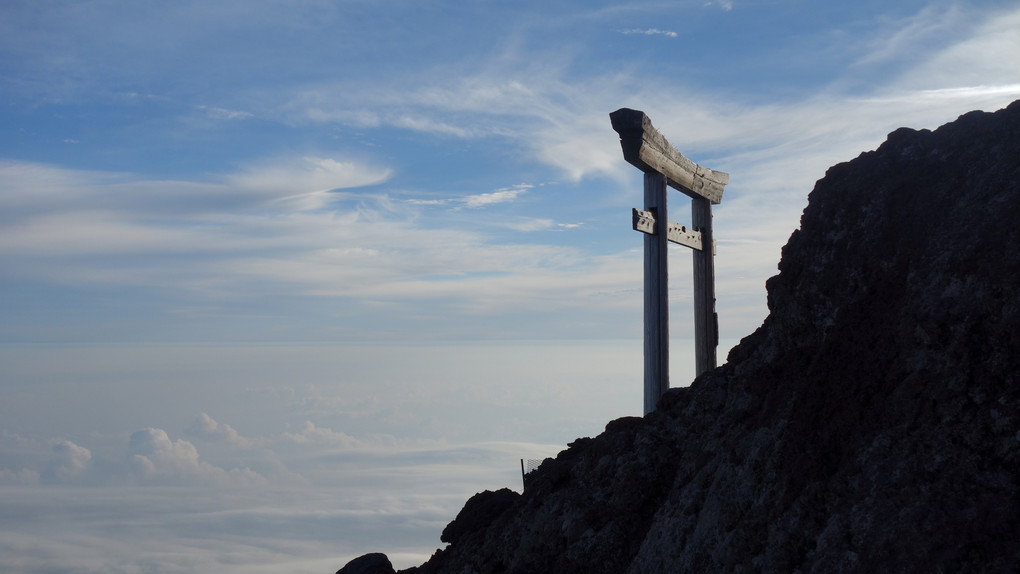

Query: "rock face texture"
<box><xmin>338</xmin><ymin>100</ymin><xmax>1020</xmax><ymax>573</ymax></box>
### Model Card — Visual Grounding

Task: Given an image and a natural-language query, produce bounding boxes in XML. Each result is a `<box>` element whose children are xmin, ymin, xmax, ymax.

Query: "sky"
<box><xmin>1</xmin><ymin>0</ymin><xmax>1019</xmax><ymax>572</ymax></box>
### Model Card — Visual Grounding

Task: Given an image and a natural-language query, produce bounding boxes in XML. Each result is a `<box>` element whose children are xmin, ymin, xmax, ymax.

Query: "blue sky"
<box><xmin>2</xmin><ymin>1</ymin><xmax>1019</xmax><ymax>572</ymax></box>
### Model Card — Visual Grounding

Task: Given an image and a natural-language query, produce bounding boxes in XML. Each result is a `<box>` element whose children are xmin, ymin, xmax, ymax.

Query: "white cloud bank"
<box><xmin>128</xmin><ymin>427</ymin><xmax>266</xmax><ymax>486</ymax></box>
<box><xmin>186</xmin><ymin>412</ymin><xmax>253</xmax><ymax>448</ymax></box>
<box><xmin>0</xmin><ymin>407</ymin><xmax>565</xmax><ymax>573</ymax></box>
<box><xmin>48</xmin><ymin>440</ymin><xmax>92</xmax><ymax>482</ymax></box>
<box><xmin>0</xmin><ymin>435</ymin><xmax>94</xmax><ymax>485</ymax></box>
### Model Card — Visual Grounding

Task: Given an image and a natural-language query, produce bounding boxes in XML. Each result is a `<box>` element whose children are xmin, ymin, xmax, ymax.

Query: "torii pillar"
<box><xmin>610</xmin><ymin>109</ymin><xmax>729</xmax><ymax>414</ymax></box>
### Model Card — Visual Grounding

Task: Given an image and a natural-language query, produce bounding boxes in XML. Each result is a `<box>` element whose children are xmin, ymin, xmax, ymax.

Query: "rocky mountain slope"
<box><xmin>338</xmin><ymin>100</ymin><xmax>1020</xmax><ymax>574</ymax></box>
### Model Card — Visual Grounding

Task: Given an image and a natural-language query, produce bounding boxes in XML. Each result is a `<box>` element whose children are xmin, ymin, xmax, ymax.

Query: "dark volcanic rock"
<box><xmin>336</xmin><ymin>552</ymin><xmax>395</xmax><ymax>574</ymax></box>
<box><xmin>440</xmin><ymin>488</ymin><xmax>520</xmax><ymax>545</ymax></box>
<box><xmin>346</xmin><ymin>100</ymin><xmax>1020</xmax><ymax>574</ymax></box>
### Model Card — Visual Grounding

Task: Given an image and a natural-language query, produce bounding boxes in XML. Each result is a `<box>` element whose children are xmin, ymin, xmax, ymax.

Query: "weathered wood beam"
<box><xmin>632</xmin><ymin>208</ymin><xmax>703</xmax><ymax>251</ymax></box>
<box><xmin>632</xmin><ymin>207</ymin><xmax>657</xmax><ymax>235</ymax></box>
<box><xmin>691</xmin><ymin>197</ymin><xmax>718</xmax><ymax>375</ymax></box>
<box><xmin>610</xmin><ymin>108</ymin><xmax>729</xmax><ymax>204</ymax></box>
<box><xmin>668</xmin><ymin>221</ymin><xmax>703</xmax><ymax>251</ymax></box>
<box><xmin>643</xmin><ymin>172</ymin><xmax>669</xmax><ymax>415</ymax></box>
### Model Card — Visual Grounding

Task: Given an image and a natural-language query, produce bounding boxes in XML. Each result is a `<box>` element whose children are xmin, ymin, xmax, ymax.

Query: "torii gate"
<box><xmin>610</xmin><ymin>109</ymin><xmax>729</xmax><ymax>415</ymax></box>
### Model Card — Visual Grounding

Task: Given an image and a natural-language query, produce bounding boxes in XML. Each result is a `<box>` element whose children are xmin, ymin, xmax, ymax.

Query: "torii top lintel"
<box><xmin>610</xmin><ymin>108</ymin><xmax>729</xmax><ymax>204</ymax></box>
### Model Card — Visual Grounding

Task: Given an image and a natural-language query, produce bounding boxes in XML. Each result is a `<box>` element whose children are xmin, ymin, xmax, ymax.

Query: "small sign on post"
<box><xmin>610</xmin><ymin>108</ymin><xmax>729</xmax><ymax>414</ymax></box>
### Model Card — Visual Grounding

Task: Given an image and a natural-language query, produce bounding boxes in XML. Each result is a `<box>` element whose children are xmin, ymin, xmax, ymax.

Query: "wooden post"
<box><xmin>644</xmin><ymin>172</ymin><xmax>669</xmax><ymax>415</ymax></box>
<box><xmin>692</xmin><ymin>197</ymin><xmax>717</xmax><ymax>375</ymax></box>
<box><xmin>610</xmin><ymin>108</ymin><xmax>728</xmax><ymax>413</ymax></box>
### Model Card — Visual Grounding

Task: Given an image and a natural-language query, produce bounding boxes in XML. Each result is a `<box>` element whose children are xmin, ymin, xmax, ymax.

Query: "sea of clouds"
<box><xmin>1</xmin><ymin>339</ymin><xmax>696</xmax><ymax>573</ymax></box>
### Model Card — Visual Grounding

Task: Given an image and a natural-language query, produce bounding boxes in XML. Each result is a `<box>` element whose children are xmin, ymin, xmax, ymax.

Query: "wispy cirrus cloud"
<box><xmin>5</xmin><ymin>4</ymin><xmax>1018</xmax><ymax>342</ymax></box>
<box><xmin>406</xmin><ymin>183</ymin><xmax>533</xmax><ymax>209</ymax></box>
<box><xmin>199</xmin><ymin>105</ymin><xmax>254</xmax><ymax>120</ymax></box>
<box><xmin>272</xmin><ymin>6</ymin><xmax>1020</xmax><ymax>198</ymax></box>
<box><xmin>224</xmin><ymin>155</ymin><xmax>392</xmax><ymax>209</ymax></box>
<box><xmin>461</xmin><ymin>185</ymin><xmax>529</xmax><ymax>208</ymax></box>
<box><xmin>282</xmin><ymin>421</ymin><xmax>362</xmax><ymax>447</ymax></box>
<box><xmin>502</xmin><ymin>218</ymin><xmax>583</xmax><ymax>232</ymax></box>
<box><xmin>0</xmin><ymin>155</ymin><xmax>390</xmax><ymax>220</ymax></box>
<box><xmin>621</xmin><ymin>28</ymin><xmax>678</xmax><ymax>38</ymax></box>
<box><xmin>0</xmin><ymin>157</ymin><xmax>630</xmax><ymax>331</ymax></box>
<box><xmin>889</xmin><ymin>4</ymin><xmax>1020</xmax><ymax>91</ymax></box>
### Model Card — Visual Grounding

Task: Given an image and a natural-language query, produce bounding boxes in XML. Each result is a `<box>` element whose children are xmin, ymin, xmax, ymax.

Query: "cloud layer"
<box><xmin>0</xmin><ymin>407</ymin><xmax>564</xmax><ymax>572</ymax></box>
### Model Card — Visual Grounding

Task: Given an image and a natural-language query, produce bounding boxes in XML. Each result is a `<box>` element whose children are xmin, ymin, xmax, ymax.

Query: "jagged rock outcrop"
<box><xmin>337</xmin><ymin>100</ymin><xmax>1020</xmax><ymax>573</ymax></box>
<box><xmin>336</xmin><ymin>552</ymin><xmax>395</xmax><ymax>574</ymax></box>
<box><xmin>440</xmin><ymin>488</ymin><xmax>520</xmax><ymax>546</ymax></box>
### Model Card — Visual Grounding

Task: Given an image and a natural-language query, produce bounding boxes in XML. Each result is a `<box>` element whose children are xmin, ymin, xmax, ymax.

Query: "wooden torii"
<box><xmin>610</xmin><ymin>109</ymin><xmax>729</xmax><ymax>415</ymax></box>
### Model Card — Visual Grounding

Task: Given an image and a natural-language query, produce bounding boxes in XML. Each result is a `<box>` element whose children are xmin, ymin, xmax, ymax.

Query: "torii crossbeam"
<box><xmin>610</xmin><ymin>108</ymin><xmax>729</xmax><ymax>414</ymax></box>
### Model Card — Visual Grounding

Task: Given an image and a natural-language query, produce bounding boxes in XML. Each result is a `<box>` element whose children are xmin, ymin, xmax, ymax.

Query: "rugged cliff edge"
<box><xmin>338</xmin><ymin>100</ymin><xmax>1020</xmax><ymax>574</ymax></box>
